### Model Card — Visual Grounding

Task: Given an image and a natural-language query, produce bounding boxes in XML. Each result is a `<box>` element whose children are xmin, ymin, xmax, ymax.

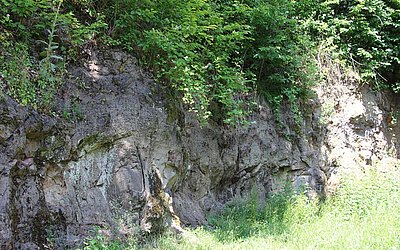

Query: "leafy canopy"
<box><xmin>1</xmin><ymin>0</ymin><xmax>399</xmax><ymax>124</ymax></box>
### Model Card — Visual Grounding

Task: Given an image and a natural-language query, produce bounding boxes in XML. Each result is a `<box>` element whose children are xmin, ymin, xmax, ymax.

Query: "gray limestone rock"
<box><xmin>0</xmin><ymin>49</ymin><xmax>398</xmax><ymax>248</ymax></box>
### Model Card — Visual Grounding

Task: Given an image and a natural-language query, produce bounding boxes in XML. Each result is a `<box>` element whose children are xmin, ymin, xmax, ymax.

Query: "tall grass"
<box><xmin>81</xmin><ymin>168</ymin><xmax>400</xmax><ymax>250</ymax></box>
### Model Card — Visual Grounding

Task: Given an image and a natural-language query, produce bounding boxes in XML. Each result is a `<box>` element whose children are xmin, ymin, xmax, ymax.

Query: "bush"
<box><xmin>0</xmin><ymin>0</ymin><xmax>107</xmax><ymax>110</ymax></box>
<box><xmin>102</xmin><ymin>0</ymin><xmax>318</xmax><ymax>125</ymax></box>
<box><xmin>109</xmin><ymin>0</ymin><xmax>254</xmax><ymax>124</ymax></box>
<box><xmin>1</xmin><ymin>0</ymin><xmax>398</xmax><ymax>124</ymax></box>
<box><xmin>297</xmin><ymin>0</ymin><xmax>400</xmax><ymax>91</ymax></box>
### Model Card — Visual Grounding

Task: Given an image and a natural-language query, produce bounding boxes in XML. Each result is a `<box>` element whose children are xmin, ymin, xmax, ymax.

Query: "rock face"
<box><xmin>0</xmin><ymin>50</ymin><xmax>398</xmax><ymax>249</ymax></box>
<box><xmin>315</xmin><ymin>55</ymin><xmax>400</xmax><ymax>194</ymax></box>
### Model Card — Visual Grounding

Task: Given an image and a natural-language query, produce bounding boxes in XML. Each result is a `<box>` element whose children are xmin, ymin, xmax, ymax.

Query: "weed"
<box><xmin>61</xmin><ymin>97</ymin><xmax>84</xmax><ymax>122</ymax></box>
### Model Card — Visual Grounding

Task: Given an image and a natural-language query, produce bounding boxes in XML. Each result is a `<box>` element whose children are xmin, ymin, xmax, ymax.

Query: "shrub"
<box><xmin>0</xmin><ymin>0</ymin><xmax>107</xmax><ymax>110</ymax></box>
<box><xmin>297</xmin><ymin>0</ymin><xmax>400</xmax><ymax>91</ymax></box>
<box><xmin>106</xmin><ymin>0</ymin><xmax>318</xmax><ymax>125</ymax></box>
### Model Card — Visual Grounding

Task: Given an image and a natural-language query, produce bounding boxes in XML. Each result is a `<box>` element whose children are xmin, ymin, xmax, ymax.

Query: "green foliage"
<box><xmin>0</xmin><ymin>0</ymin><xmax>107</xmax><ymax>110</ymax></box>
<box><xmin>245</xmin><ymin>0</ymin><xmax>318</xmax><ymax>127</ymax></box>
<box><xmin>297</xmin><ymin>0</ymin><xmax>400</xmax><ymax>90</ymax></box>
<box><xmin>0</xmin><ymin>42</ymin><xmax>36</xmax><ymax>106</ymax></box>
<box><xmin>79</xmin><ymin>234</ymin><xmax>129</xmax><ymax>250</ymax></box>
<box><xmin>1</xmin><ymin>0</ymin><xmax>398</xmax><ymax>124</ymax></box>
<box><xmin>0</xmin><ymin>45</ymin><xmax>63</xmax><ymax>109</ymax></box>
<box><xmin>77</xmin><ymin>168</ymin><xmax>400</xmax><ymax>249</ymax></box>
<box><xmin>207</xmin><ymin>184</ymin><xmax>319</xmax><ymax>242</ymax></box>
<box><xmin>109</xmin><ymin>0</ymin><xmax>254</xmax><ymax>124</ymax></box>
<box><xmin>329</xmin><ymin>169</ymin><xmax>400</xmax><ymax>220</ymax></box>
<box><xmin>0</xmin><ymin>0</ymin><xmax>64</xmax><ymax>110</ymax></box>
<box><xmin>105</xmin><ymin>0</ymin><xmax>317</xmax><ymax>125</ymax></box>
<box><xmin>246</xmin><ymin>0</ymin><xmax>317</xmax><ymax>95</ymax></box>
<box><xmin>77</xmin><ymin>226</ymin><xmax>143</xmax><ymax>250</ymax></box>
<box><xmin>62</xmin><ymin>96</ymin><xmax>84</xmax><ymax>121</ymax></box>
<box><xmin>151</xmin><ymin>169</ymin><xmax>400</xmax><ymax>250</ymax></box>
<box><xmin>319</xmin><ymin>102</ymin><xmax>335</xmax><ymax>125</ymax></box>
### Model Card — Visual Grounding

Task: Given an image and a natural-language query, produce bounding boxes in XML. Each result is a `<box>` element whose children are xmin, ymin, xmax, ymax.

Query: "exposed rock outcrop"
<box><xmin>316</xmin><ymin>54</ymin><xmax>400</xmax><ymax>194</ymax></box>
<box><xmin>0</xmin><ymin>49</ymin><xmax>398</xmax><ymax>249</ymax></box>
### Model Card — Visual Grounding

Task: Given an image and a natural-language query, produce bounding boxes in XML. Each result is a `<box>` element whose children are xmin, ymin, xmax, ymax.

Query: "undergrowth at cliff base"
<box><xmin>81</xmin><ymin>168</ymin><xmax>400</xmax><ymax>249</ymax></box>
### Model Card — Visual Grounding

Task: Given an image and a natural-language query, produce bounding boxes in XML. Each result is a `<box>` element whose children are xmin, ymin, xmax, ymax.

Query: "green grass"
<box><xmin>81</xmin><ymin>168</ymin><xmax>400</xmax><ymax>250</ymax></box>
